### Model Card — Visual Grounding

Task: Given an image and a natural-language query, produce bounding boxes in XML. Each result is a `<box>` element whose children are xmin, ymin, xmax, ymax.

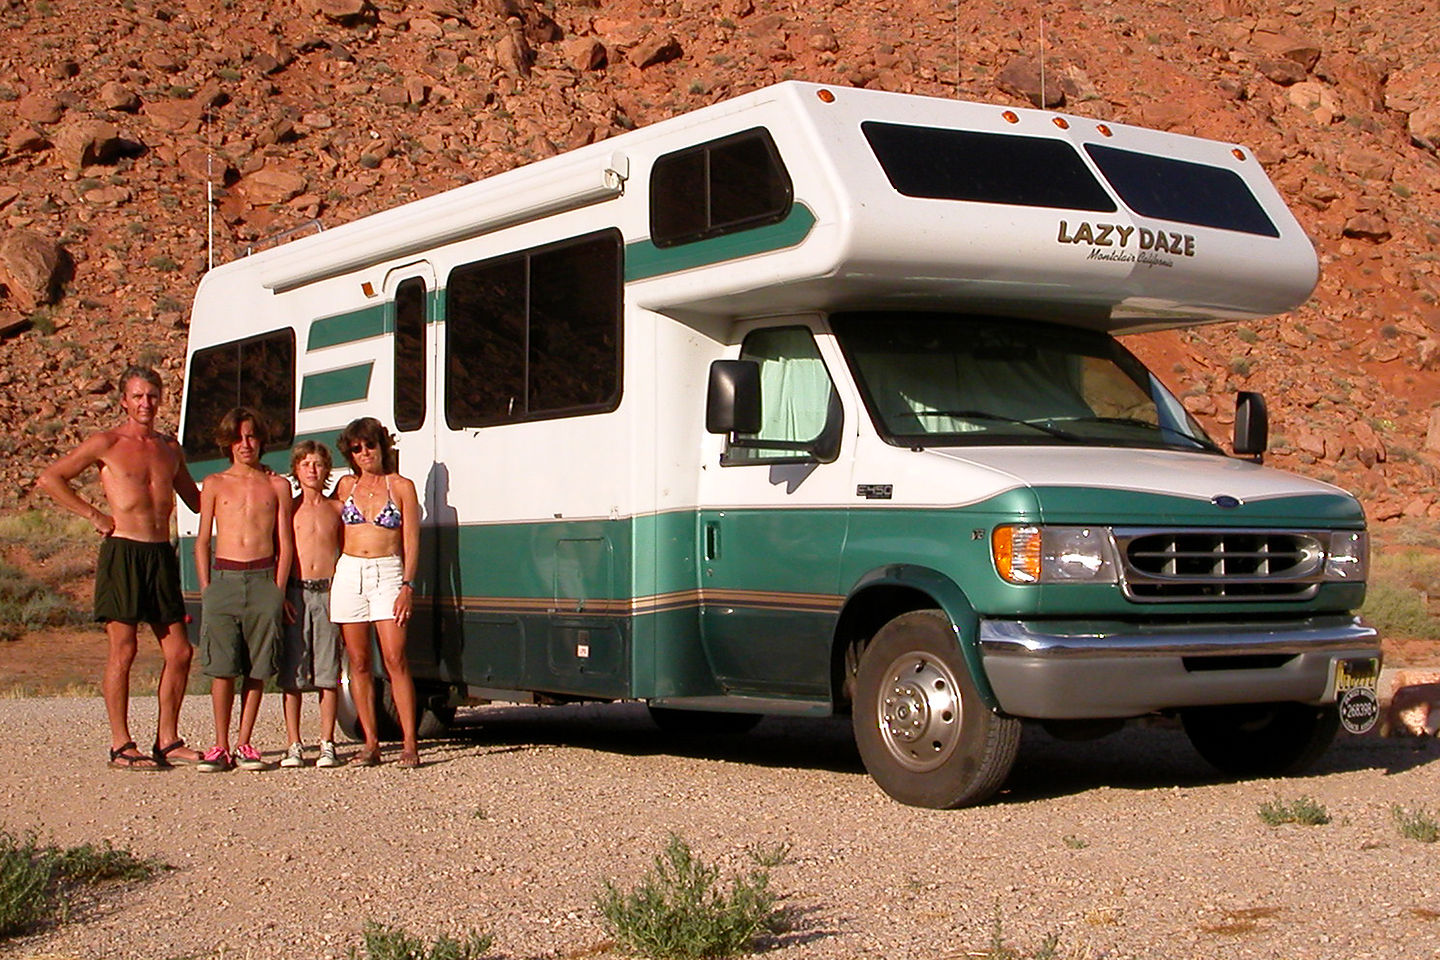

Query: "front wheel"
<box><xmin>852</xmin><ymin>609</ymin><xmax>1020</xmax><ymax>808</ymax></box>
<box><xmin>337</xmin><ymin>668</ymin><xmax>454</xmax><ymax>742</ymax></box>
<box><xmin>1182</xmin><ymin>702</ymin><xmax>1339</xmax><ymax>777</ymax></box>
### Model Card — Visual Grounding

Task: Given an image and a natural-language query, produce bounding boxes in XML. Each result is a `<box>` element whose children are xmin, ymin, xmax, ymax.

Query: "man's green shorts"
<box><xmin>93</xmin><ymin>537</ymin><xmax>186</xmax><ymax>626</ymax></box>
<box><xmin>199</xmin><ymin>568</ymin><xmax>282</xmax><ymax>680</ymax></box>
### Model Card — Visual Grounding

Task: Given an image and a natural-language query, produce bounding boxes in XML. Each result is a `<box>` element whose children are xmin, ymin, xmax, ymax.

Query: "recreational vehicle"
<box><xmin>179</xmin><ymin>81</ymin><xmax>1379</xmax><ymax>807</ymax></box>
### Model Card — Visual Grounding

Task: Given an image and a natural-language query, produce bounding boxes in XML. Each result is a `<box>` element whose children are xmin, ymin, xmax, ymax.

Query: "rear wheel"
<box><xmin>853</xmin><ymin>609</ymin><xmax>1020</xmax><ymax>808</ymax></box>
<box><xmin>1182</xmin><ymin>702</ymin><xmax>1339</xmax><ymax>776</ymax></box>
<box><xmin>337</xmin><ymin>668</ymin><xmax>453</xmax><ymax>742</ymax></box>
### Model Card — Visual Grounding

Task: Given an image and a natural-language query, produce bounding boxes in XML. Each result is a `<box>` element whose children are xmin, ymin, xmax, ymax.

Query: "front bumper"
<box><xmin>979</xmin><ymin>614</ymin><xmax>1379</xmax><ymax>719</ymax></box>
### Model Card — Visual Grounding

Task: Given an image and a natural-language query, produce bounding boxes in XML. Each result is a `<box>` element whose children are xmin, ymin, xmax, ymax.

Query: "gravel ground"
<box><xmin>4</xmin><ymin>693</ymin><xmax>1440</xmax><ymax>960</ymax></box>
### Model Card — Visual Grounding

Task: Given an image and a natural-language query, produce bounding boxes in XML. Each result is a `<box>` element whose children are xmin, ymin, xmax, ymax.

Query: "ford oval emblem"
<box><xmin>1212</xmin><ymin>495</ymin><xmax>1242</xmax><ymax>509</ymax></box>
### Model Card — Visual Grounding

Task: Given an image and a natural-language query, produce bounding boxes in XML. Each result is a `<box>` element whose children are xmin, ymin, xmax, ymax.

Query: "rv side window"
<box><xmin>394</xmin><ymin>278</ymin><xmax>427</xmax><ymax>432</ymax></box>
<box><xmin>445</xmin><ymin>230</ymin><xmax>622</xmax><ymax>427</ymax></box>
<box><xmin>1083</xmin><ymin>144</ymin><xmax>1280</xmax><ymax>237</ymax></box>
<box><xmin>726</xmin><ymin>326</ymin><xmax>837</xmax><ymax>464</ymax></box>
<box><xmin>861</xmin><ymin>121</ymin><xmax>1117</xmax><ymax>212</ymax></box>
<box><xmin>182</xmin><ymin>329</ymin><xmax>296</xmax><ymax>460</ymax></box>
<box><xmin>650</xmin><ymin>128</ymin><xmax>793</xmax><ymax>248</ymax></box>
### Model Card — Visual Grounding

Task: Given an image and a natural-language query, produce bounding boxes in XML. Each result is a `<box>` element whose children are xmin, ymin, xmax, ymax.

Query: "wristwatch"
<box><xmin>400</xmin><ymin>580</ymin><xmax>415</xmax><ymax>589</ymax></box>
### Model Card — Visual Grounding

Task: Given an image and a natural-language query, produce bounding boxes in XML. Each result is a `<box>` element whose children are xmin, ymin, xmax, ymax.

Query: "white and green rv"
<box><xmin>179</xmin><ymin>81</ymin><xmax>1379</xmax><ymax>807</ymax></box>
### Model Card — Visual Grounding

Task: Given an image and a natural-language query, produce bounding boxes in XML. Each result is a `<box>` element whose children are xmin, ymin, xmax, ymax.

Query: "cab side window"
<box><xmin>182</xmin><ymin>330</ymin><xmax>296</xmax><ymax>460</ymax></box>
<box><xmin>725</xmin><ymin>326</ymin><xmax>838</xmax><ymax>464</ymax></box>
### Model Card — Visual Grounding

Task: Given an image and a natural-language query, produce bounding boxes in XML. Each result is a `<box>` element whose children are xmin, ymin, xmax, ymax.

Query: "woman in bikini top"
<box><xmin>332</xmin><ymin>417</ymin><xmax>422</xmax><ymax>768</ymax></box>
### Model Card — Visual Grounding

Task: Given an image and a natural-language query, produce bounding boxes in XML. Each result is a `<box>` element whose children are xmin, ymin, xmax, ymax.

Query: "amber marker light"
<box><xmin>1096</xmin><ymin>123</ymin><xmax>1113</xmax><ymax>137</ymax></box>
<box><xmin>1052</xmin><ymin>116</ymin><xmax>1069</xmax><ymax>129</ymax></box>
<box><xmin>361</xmin><ymin>281</ymin><xmax>376</xmax><ymax>297</ymax></box>
<box><xmin>1002</xmin><ymin>110</ymin><xmax>1020</xmax><ymax>124</ymax></box>
<box><xmin>817</xmin><ymin>88</ymin><xmax>835</xmax><ymax>103</ymax></box>
<box><xmin>1232</xmin><ymin>148</ymin><xmax>1247</xmax><ymax>161</ymax></box>
<box><xmin>992</xmin><ymin>525</ymin><xmax>1042</xmax><ymax>584</ymax></box>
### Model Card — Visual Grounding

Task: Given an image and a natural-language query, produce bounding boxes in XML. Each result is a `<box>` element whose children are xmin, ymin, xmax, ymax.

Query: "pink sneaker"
<box><xmin>196</xmin><ymin>745</ymin><xmax>233</xmax><ymax>773</ymax></box>
<box><xmin>234</xmin><ymin>743</ymin><xmax>269</xmax><ymax>771</ymax></box>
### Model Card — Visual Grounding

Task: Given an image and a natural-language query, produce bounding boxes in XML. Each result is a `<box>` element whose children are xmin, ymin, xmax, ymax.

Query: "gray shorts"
<box><xmin>280</xmin><ymin>581</ymin><xmax>342</xmax><ymax>691</ymax></box>
<box><xmin>199</xmin><ymin>569</ymin><xmax>283</xmax><ymax>680</ymax></box>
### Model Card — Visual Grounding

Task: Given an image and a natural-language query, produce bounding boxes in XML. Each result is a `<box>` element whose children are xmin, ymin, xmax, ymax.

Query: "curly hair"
<box><xmin>336</xmin><ymin>417</ymin><xmax>398</xmax><ymax>474</ymax></box>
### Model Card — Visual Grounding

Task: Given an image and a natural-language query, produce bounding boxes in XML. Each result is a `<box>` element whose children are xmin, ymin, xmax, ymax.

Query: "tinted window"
<box><xmin>862</xmin><ymin>121</ymin><xmax>1117</xmax><ymax>212</ymax></box>
<box><xmin>1085</xmin><ymin>144</ymin><xmax>1279</xmax><ymax>237</ymax></box>
<box><xmin>182</xmin><ymin>329</ymin><xmax>295</xmax><ymax>459</ymax></box>
<box><xmin>394</xmin><ymin>278</ymin><xmax>427</xmax><ymax>432</ymax></box>
<box><xmin>650</xmin><ymin>128</ymin><xmax>793</xmax><ymax>247</ymax></box>
<box><xmin>445</xmin><ymin>231</ymin><xmax>621</xmax><ymax>427</ymax></box>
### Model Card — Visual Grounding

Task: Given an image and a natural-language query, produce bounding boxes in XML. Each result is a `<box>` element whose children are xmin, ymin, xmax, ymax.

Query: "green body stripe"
<box><xmin>299</xmin><ymin>363</ymin><xmax>373</xmax><ymax>410</ymax></box>
<box><xmin>307</xmin><ymin>304</ymin><xmax>389</xmax><ymax>350</ymax></box>
<box><xmin>624</xmin><ymin>205</ymin><xmax>817</xmax><ymax>281</ymax></box>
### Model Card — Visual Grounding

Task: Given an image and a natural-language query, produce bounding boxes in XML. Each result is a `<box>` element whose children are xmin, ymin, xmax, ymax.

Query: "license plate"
<box><xmin>1330</xmin><ymin>656</ymin><xmax>1380</xmax><ymax>700</ymax></box>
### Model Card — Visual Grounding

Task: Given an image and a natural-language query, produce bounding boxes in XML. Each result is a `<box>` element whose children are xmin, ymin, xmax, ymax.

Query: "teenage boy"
<box><xmin>36</xmin><ymin>365</ymin><xmax>203</xmax><ymax>770</ymax></box>
<box><xmin>193</xmin><ymin>408</ymin><xmax>293</xmax><ymax>772</ymax></box>
<box><xmin>279</xmin><ymin>440</ymin><xmax>344</xmax><ymax>768</ymax></box>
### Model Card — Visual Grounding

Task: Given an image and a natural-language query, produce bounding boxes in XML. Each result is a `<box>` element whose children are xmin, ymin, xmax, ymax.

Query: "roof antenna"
<box><xmin>1039</xmin><ymin>7</ymin><xmax>1047</xmax><ymax>109</ymax></box>
<box><xmin>204</xmin><ymin>108</ymin><xmax>214</xmax><ymax>272</ymax></box>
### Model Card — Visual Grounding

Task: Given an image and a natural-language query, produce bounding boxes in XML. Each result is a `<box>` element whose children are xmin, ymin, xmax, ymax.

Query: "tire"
<box><xmin>852</xmin><ymin>609</ymin><xmax>1020</xmax><ymax>808</ymax></box>
<box><xmin>1182</xmin><ymin>702</ymin><xmax>1339</xmax><ymax>777</ymax></box>
<box><xmin>648</xmin><ymin>706</ymin><xmax>763</xmax><ymax>738</ymax></box>
<box><xmin>336</xmin><ymin>666</ymin><xmax>454</xmax><ymax>742</ymax></box>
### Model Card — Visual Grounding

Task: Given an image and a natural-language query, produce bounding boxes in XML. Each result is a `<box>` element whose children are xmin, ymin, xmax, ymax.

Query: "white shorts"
<box><xmin>329</xmin><ymin>554</ymin><xmax>403</xmax><ymax>624</ymax></box>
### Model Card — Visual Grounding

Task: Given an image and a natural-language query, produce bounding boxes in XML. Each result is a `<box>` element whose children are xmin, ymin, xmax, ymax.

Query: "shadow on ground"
<box><xmin>432</xmin><ymin>701</ymin><xmax>1440</xmax><ymax>804</ymax></box>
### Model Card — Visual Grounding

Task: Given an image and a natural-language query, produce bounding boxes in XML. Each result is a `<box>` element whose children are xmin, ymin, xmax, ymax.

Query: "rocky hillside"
<box><xmin>1</xmin><ymin>0</ymin><xmax>1437</xmax><ymax>518</ymax></box>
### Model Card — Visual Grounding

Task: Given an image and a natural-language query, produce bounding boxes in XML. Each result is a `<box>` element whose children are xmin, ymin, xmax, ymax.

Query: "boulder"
<box><xmin>51</xmin><ymin>119</ymin><xmax>121</xmax><ymax>169</ymax></box>
<box><xmin>1410</xmin><ymin>106</ymin><xmax>1440</xmax><ymax>151</ymax></box>
<box><xmin>237</xmin><ymin>167</ymin><xmax>308</xmax><ymax>206</ymax></box>
<box><xmin>629</xmin><ymin>33</ymin><xmax>682</xmax><ymax>69</ymax></box>
<box><xmin>98</xmin><ymin>82</ymin><xmax>141</xmax><ymax>113</ymax></box>
<box><xmin>1258</xmin><ymin>57</ymin><xmax>1307</xmax><ymax>85</ymax></box>
<box><xmin>0</xmin><ymin>231</ymin><xmax>66</xmax><ymax>313</ymax></box>
<box><xmin>996</xmin><ymin>56</ymin><xmax>1068</xmax><ymax>108</ymax></box>
<box><xmin>303</xmin><ymin>0</ymin><xmax>375</xmax><ymax>24</ymax></box>
<box><xmin>15</xmin><ymin>95</ymin><xmax>64</xmax><ymax>124</ymax></box>
<box><xmin>562</xmin><ymin>37</ymin><xmax>607</xmax><ymax>72</ymax></box>
<box><xmin>1287</xmin><ymin>81</ymin><xmax>1342</xmax><ymax>123</ymax></box>
<box><xmin>1342</xmin><ymin>214</ymin><xmax>1391</xmax><ymax>242</ymax></box>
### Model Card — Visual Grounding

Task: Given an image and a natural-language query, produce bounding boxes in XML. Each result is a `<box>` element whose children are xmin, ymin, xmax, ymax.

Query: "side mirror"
<box><xmin>706</xmin><ymin>360</ymin><xmax>761</xmax><ymax>435</ymax></box>
<box><xmin>1233</xmin><ymin>391</ymin><xmax>1268</xmax><ymax>459</ymax></box>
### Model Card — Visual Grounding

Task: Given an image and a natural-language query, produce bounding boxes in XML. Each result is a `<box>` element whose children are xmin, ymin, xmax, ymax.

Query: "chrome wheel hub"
<box><xmin>877</xmin><ymin>653</ymin><xmax>962</xmax><ymax>772</ymax></box>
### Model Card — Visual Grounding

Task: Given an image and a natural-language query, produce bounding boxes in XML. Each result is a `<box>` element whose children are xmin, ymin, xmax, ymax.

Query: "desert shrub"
<box><xmin>597</xmin><ymin>834</ymin><xmax>780</xmax><ymax>960</ymax></box>
<box><xmin>980</xmin><ymin>908</ymin><xmax>1061</xmax><ymax>960</ymax></box>
<box><xmin>0</xmin><ymin>832</ymin><xmax>162</xmax><ymax>940</ymax></box>
<box><xmin>1258</xmin><ymin>795</ymin><xmax>1331</xmax><ymax>826</ymax></box>
<box><xmin>1393</xmin><ymin>805</ymin><xmax>1440</xmax><ymax>843</ymax></box>
<box><xmin>349</xmin><ymin>921</ymin><xmax>493</xmax><ymax>960</ymax></box>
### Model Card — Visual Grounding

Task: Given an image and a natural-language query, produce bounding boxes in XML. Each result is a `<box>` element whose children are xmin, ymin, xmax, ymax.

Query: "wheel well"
<box><xmin>830</xmin><ymin>585</ymin><xmax>938</xmax><ymax>713</ymax></box>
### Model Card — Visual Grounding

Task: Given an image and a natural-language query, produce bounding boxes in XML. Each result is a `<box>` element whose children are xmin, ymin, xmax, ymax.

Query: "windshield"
<box><xmin>830</xmin><ymin>312</ymin><xmax>1219</xmax><ymax>452</ymax></box>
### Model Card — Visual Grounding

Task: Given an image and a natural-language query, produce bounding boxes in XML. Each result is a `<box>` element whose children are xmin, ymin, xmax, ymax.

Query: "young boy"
<box><xmin>193</xmin><ymin>407</ymin><xmax>293</xmax><ymax>773</ymax></box>
<box><xmin>279</xmin><ymin>440</ymin><xmax>344</xmax><ymax>768</ymax></box>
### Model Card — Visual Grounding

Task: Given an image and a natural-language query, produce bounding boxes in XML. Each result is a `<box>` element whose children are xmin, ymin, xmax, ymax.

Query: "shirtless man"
<box><xmin>37</xmin><ymin>365</ymin><xmax>202</xmax><ymax>771</ymax></box>
<box><xmin>193</xmin><ymin>408</ymin><xmax>293</xmax><ymax>772</ymax></box>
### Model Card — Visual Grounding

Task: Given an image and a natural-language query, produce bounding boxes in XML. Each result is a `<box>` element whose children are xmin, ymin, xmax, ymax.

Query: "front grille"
<box><xmin>1115</xmin><ymin>528</ymin><xmax>1326</xmax><ymax>602</ymax></box>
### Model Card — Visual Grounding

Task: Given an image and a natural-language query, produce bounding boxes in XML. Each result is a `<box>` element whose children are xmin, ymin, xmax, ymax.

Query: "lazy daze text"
<box><xmin>1057</xmin><ymin>220</ymin><xmax>1196</xmax><ymax>269</ymax></box>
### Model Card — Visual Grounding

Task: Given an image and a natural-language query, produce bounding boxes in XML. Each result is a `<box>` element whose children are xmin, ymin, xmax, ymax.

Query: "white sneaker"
<box><xmin>280</xmin><ymin>742</ymin><xmax>306</xmax><ymax>768</ymax></box>
<box><xmin>315</xmin><ymin>740</ymin><xmax>339</xmax><ymax>768</ymax></box>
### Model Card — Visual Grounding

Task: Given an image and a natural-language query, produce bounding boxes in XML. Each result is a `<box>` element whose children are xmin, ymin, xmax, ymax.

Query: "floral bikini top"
<box><xmin>340</xmin><ymin>476</ymin><xmax>403</xmax><ymax>530</ymax></box>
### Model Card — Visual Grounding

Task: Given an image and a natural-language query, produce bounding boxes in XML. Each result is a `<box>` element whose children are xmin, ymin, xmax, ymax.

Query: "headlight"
<box><xmin>992</xmin><ymin>525</ymin><xmax>1118</xmax><ymax>584</ymax></box>
<box><xmin>1325</xmin><ymin>531</ymin><xmax>1368</xmax><ymax>581</ymax></box>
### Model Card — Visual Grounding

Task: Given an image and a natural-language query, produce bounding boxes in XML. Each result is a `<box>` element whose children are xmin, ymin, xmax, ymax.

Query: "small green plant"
<box><xmin>745</xmin><ymin>840</ymin><xmax>792</xmax><ymax>868</ymax></box>
<box><xmin>216</xmin><ymin>67</ymin><xmax>244</xmax><ymax>82</ymax></box>
<box><xmin>1258</xmin><ymin>795</ymin><xmax>1331</xmax><ymax>826</ymax></box>
<box><xmin>597</xmin><ymin>834</ymin><xmax>780</xmax><ymax>960</ymax></box>
<box><xmin>1061</xmin><ymin>834</ymin><xmax>1089</xmax><ymax>849</ymax></box>
<box><xmin>981</xmin><ymin>907</ymin><xmax>1061</xmax><ymax>960</ymax></box>
<box><xmin>349</xmin><ymin>921</ymin><xmax>493</xmax><ymax>960</ymax></box>
<box><xmin>1393</xmin><ymin>804</ymin><xmax>1440</xmax><ymax>843</ymax></box>
<box><xmin>148</xmin><ymin>255</ymin><xmax>180</xmax><ymax>272</ymax></box>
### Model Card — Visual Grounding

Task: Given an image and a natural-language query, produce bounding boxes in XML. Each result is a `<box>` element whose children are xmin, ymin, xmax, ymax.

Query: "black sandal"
<box><xmin>152</xmin><ymin>739</ymin><xmax>199</xmax><ymax>767</ymax></box>
<box><xmin>109</xmin><ymin>741</ymin><xmax>164</xmax><ymax>771</ymax></box>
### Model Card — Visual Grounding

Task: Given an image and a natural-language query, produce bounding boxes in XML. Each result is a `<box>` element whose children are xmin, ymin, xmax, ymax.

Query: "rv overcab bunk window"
<box><xmin>649</xmin><ymin>128</ymin><xmax>794</xmax><ymax>247</ymax></box>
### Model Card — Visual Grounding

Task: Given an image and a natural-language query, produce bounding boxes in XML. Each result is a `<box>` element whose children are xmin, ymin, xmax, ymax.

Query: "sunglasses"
<box><xmin>348</xmin><ymin>440</ymin><xmax>378</xmax><ymax>453</ymax></box>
